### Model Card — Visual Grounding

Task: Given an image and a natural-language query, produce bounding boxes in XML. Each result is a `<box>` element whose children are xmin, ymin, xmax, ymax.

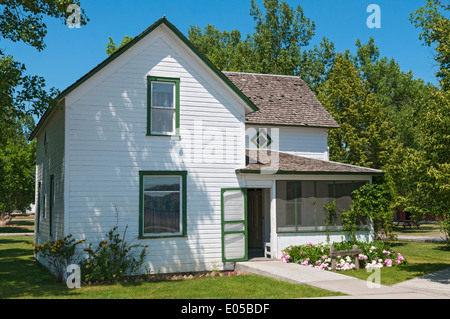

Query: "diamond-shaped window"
<box><xmin>251</xmin><ymin>129</ymin><xmax>272</xmax><ymax>148</ymax></box>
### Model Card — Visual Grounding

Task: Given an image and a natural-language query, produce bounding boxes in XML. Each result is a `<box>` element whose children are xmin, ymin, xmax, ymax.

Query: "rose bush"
<box><xmin>281</xmin><ymin>241</ymin><xmax>407</xmax><ymax>271</ymax></box>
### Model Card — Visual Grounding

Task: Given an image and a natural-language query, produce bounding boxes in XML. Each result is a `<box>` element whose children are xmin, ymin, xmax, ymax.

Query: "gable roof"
<box><xmin>224</xmin><ymin>72</ymin><xmax>339</xmax><ymax>129</ymax></box>
<box><xmin>29</xmin><ymin>17</ymin><xmax>259</xmax><ymax>140</ymax></box>
<box><xmin>237</xmin><ymin>150</ymin><xmax>383</xmax><ymax>175</ymax></box>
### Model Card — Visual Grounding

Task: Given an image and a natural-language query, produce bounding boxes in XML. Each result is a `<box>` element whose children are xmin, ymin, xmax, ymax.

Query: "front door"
<box><xmin>247</xmin><ymin>189</ymin><xmax>263</xmax><ymax>251</ymax></box>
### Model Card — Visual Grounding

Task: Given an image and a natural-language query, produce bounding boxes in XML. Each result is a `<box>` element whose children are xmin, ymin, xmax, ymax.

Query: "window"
<box><xmin>139</xmin><ymin>171</ymin><xmax>187</xmax><ymax>238</ymax></box>
<box><xmin>147</xmin><ymin>76</ymin><xmax>180</xmax><ymax>136</ymax></box>
<box><xmin>276</xmin><ymin>180</ymin><xmax>368</xmax><ymax>232</ymax></box>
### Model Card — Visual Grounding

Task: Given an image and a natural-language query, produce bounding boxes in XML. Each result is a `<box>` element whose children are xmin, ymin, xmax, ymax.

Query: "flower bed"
<box><xmin>281</xmin><ymin>241</ymin><xmax>406</xmax><ymax>271</ymax></box>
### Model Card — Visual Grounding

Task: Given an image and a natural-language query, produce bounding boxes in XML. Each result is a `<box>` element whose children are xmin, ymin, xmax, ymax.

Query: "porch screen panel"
<box><xmin>300</xmin><ymin>181</ymin><xmax>316</xmax><ymax>230</ymax></box>
<box><xmin>334</xmin><ymin>181</ymin><xmax>353</xmax><ymax>227</ymax></box>
<box><xmin>316</xmin><ymin>181</ymin><xmax>334</xmax><ymax>231</ymax></box>
<box><xmin>276</xmin><ymin>181</ymin><xmax>297</xmax><ymax>232</ymax></box>
<box><xmin>223</xmin><ymin>190</ymin><xmax>245</xmax><ymax>221</ymax></box>
<box><xmin>352</xmin><ymin>181</ymin><xmax>370</xmax><ymax>228</ymax></box>
<box><xmin>222</xmin><ymin>189</ymin><xmax>247</xmax><ymax>262</ymax></box>
<box><xmin>223</xmin><ymin>233</ymin><xmax>246</xmax><ymax>260</ymax></box>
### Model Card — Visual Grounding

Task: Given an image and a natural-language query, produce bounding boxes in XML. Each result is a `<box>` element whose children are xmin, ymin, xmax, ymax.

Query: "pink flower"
<box><xmin>385</xmin><ymin>259</ymin><xmax>393</xmax><ymax>267</ymax></box>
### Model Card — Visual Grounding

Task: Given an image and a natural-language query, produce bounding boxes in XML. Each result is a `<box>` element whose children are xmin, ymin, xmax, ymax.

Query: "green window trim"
<box><xmin>138</xmin><ymin>171</ymin><xmax>187</xmax><ymax>239</ymax></box>
<box><xmin>147</xmin><ymin>76</ymin><xmax>180</xmax><ymax>137</ymax></box>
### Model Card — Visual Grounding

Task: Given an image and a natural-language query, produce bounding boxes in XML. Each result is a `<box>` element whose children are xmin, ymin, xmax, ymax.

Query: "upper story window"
<box><xmin>147</xmin><ymin>76</ymin><xmax>180</xmax><ymax>136</ymax></box>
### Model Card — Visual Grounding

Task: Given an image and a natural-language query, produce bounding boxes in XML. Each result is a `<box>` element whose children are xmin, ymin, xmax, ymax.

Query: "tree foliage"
<box><xmin>106</xmin><ymin>35</ymin><xmax>134</xmax><ymax>56</ymax></box>
<box><xmin>188</xmin><ymin>0</ymin><xmax>315</xmax><ymax>75</ymax></box>
<box><xmin>317</xmin><ymin>54</ymin><xmax>398</xmax><ymax>170</ymax></box>
<box><xmin>410</xmin><ymin>0</ymin><xmax>449</xmax><ymax>90</ymax></box>
<box><xmin>0</xmin><ymin>117</ymin><xmax>36</xmax><ymax>213</ymax></box>
<box><xmin>0</xmin><ymin>0</ymin><xmax>88</xmax><ymax>213</ymax></box>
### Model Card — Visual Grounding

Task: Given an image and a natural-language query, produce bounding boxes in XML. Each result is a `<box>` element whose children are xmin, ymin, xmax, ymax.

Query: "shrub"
<box><xmin>79</xmin><ymin>226</ymin><xmax>149</xmax><ymax>283</ymax></box>
<box><xmin>438</xmin><ymin>215</ymin><xmax>450</xmax><ymax>245</ymax></box>
<box><xmin>31</xmin><ymin>235</ymin><xmax>85</xmax><ymax>282</ymax></box>
<box><xmin>281</xmin><ymin>241</ymin><xmax>407</xmax><ymax>271</ymax></box>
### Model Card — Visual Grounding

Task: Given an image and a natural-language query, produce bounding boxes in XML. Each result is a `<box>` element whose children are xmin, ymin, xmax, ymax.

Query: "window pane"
<box><xmin>335</xmin><ymin>182</ymin><xmax>353</xmax><ymax>226</ymax></box>
<box><xmin>316</xmin><ymin>181</ymin><xmax>334</xmax><ymax>228</ymax></box>
<box><xmin>276</xmin><ymin>181</ymin><xmax>296</xmax><ymax>232</ymax></box>
<box><xmin>152</xmin><ymin>82</ymin><xmax>174</xmax><ymax>108</ymax></box>
<box><xmin>300</xmin><ymin>181</ymin><xmax>316</xmax><ymax>229</ymax></box>
<box><xmin>143</xmin><ymin>176</ymin><xmax>180</xmax><ymax>191</ymax></box>
<box><xmin>352</xmin><ymin>181</ymin><xmax>368</xmax><ymax>197</ymax></box>
<box><xmin>151</xmin><ymin>108</ymin><xmax>175</xmax><ymax>133</ymax></box>
<box><xmin>144</xmin><ymin>192</ymin><xmax>180</xmax><ymax>235</ymax></box>
<box><xmin>352</xmin><ymin>181</ymin><xmax>369</xmax><ymax>226</ymax></box>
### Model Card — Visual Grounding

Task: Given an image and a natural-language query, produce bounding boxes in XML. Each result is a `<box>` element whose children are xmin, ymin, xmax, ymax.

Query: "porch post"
<box><xmin>270</xmin><ymin>180</ymin><xmax>277</xmax><ymax>259</ymax></box>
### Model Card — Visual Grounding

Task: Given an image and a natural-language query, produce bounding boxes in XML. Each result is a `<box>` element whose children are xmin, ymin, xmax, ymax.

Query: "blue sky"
<box><xmin>5</xmin><ymin>0</ymin><xmax>439</xmax><ymax>92</ymax></box>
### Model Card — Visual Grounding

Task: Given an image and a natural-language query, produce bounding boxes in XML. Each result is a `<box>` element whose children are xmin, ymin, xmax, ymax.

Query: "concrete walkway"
<box><xmin>236</xmin><ymin>260</ymin><xmax>450</xmax><ymax>299</ymax></box>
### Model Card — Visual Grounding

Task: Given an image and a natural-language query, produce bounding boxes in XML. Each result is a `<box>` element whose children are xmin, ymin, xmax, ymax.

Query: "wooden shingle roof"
<box><xmin>225</xmin><ymin>72</ymin><xmax>339</xmax><ymax>128</ymax></box>
<box><xmin>237</xmin><ymin>150</ymin><xmax>384</xmax><ymax>175</ymax></box>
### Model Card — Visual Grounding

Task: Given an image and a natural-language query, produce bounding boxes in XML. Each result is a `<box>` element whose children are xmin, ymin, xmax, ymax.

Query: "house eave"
<box><xmin>235</xmin><ymin>169</ymin><xmax>384</xmax><ymax>176</ymax></box>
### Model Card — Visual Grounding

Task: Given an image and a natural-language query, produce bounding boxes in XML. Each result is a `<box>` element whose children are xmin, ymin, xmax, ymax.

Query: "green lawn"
<box><xmin>2</xmin><ymin>235</ymin><xmax>449</xmax><ymax>299</ymax></box>
<box><xmin>342</xmin><ymin>241</ymin><xmax>450</xmax><ymax>286</ymax></box>
<box><xmin>0</xmin><ymin>214</ymin><xmax>34</xmax><ymax>233</ymax></box>
<box><xmin>394</xmin><ymin>222</ymin><xmax>443</xmax><ymax>238</ymax></box>
<box><xmin>0</xmin><ymin>236</ymin><xmax>343</xmax><ymax>299</ymax></box>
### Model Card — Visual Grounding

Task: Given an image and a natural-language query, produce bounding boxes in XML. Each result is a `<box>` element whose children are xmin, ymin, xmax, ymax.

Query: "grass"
<box><xmin>0</xmin><ymin>213</ymin><xmax>34</xmax><ymax>233</ymax></box>
<box><xmin>2</xmin><ymin>220</ymin><xmax>449</xmax><ymax>298</ymax></box>
<box><xmin>0</xmin><ymin>236</ymin><xmax>343</xmax><ymax>299</ymax></box>
<box><xmin>394</xmin><ymin>222</ymin><xmax>443</xmax><ymax>238</ymax></box>
<box><xmin>341</xmin><ymin>241</ymin><xmax>450</xmax><ymax>286</ymax></box>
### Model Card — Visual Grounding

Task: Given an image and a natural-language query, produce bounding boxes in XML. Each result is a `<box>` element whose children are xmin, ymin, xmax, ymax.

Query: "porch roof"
<box><xmin>236</xmin><ymin>150</ymin><xmax>384</xmax><ymax>176</ymax></box>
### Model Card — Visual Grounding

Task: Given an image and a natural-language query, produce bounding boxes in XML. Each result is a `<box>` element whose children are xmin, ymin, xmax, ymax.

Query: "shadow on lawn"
<box><xmin>0</xmin><ymin>238</ymin><xmax>81</xmax><ymax>299</ymax></box>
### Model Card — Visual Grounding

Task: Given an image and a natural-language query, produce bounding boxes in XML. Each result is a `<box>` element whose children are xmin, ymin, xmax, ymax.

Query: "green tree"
<box><xmin>410</xmin><ymin>0</ymin><xmax>449</xmax><ymax>90</ymax></box>
<box><xmin>187</xmin><ymin>25</ymin><xmax>253</xmax><ymax>72</ymax></box>
<box><xmin>396</xmin><ymin>0</ymin><xmax>450</xmax><ymax>219</ymax></box>
<box><xmin>0</xmin><ymin>117</ymin><xmax>36</xmax><ymax>214</ymax></box>
<box><xmin>400</xmin><ymin>89</ymin><xmax>449</xmax><ymax>219</ymax></box>
<box><xmin>353</xmin><ymin>38</ymin><xmax>432</xmax><ymax>150</ymax></box>
<box><xmin>298</xmin><ymin>37</ymin><xmax>336</xmax><ymax>94</ymax></box>
<box><xmin>188</xmin><ymin>0</ymin><xmax>316</xmax><ymax>75</ymax></box>
<box><xmin>317</xmin><ymin>54</ymin><xmax>398</xmax><ymax>170</ymax></box>
<box><xmin>248</xmin><ymin>0</ymin><xmax>315</xmax><ymax>74</ymax></box>
<box><xmin>0</xmin><ymin>0</ymin><xmax>88</xmax><ymax>213</ymax></box>
<box><xmin>106</xmin><ymin>35</ymin><xmax>134</xmax><ymax>56</ymax></box>
<box><xmin>0</xmin><ymin>0</ymin><xmax>89</xmax><ymax>119</ymax></box>
<box><xmin>0</xmin><ymin>0</ymin><xmax>88</xmax><ymax>54</ymax></box>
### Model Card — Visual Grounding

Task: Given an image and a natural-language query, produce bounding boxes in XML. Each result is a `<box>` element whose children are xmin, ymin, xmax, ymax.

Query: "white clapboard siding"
<box><xmin>34</xmin><ymin>108</ymin><xmax>65</xmax><ymax>245</ymax></box>
<box><xmin>246</xmin><ymin>125</ymin><xmax>329</xmax><ymax>160</ymax></box>
<box><xmin>62</xmin><ymin>24</ymin><xmax>248</xmax><ymax>273</ymax></box>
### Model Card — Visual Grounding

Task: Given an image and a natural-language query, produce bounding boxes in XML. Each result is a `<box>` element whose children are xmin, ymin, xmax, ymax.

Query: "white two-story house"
<box><xmin>30</xmin><ymin>18</ymin><xmax>383</xmax><ymax>275</ymax></box>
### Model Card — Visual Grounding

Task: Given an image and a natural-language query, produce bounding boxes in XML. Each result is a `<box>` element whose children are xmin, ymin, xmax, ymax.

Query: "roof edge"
<box><xmin>235</xmin><ymin>169</ymin><xmax>384</xmax><ymax>176</ymax></box>
<box><xmin>29</xmin><ymin>17</ymin><xmax>259</xmax><ymax>140</ymax></box>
